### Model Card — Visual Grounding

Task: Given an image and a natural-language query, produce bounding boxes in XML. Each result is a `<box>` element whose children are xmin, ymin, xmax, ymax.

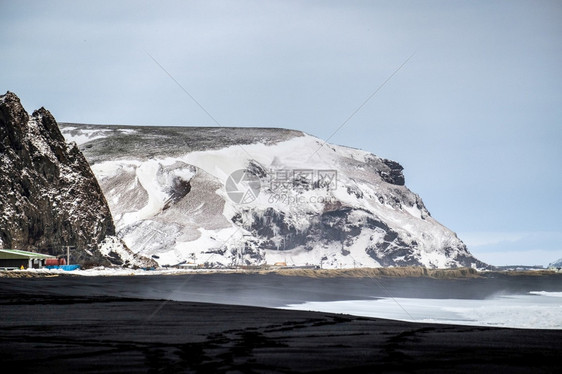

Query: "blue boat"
<box><xmin>45</xmin><ymin>265</ymin><xmax>80</xmax><ymax>271</ymax></box>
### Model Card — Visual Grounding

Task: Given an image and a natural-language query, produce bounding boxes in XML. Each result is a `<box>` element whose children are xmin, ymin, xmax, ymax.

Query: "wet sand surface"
<box><xmin>1</xmin><ymin>274</ymin><xmax>561</xmax><ymax>373</ymax></box>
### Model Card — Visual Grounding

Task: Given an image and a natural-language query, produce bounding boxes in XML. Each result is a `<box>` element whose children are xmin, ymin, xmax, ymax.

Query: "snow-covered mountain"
<box><xmin>61</xmin><ymin>122</ymin><xmax>487</xmax><ymax>269</ymax></box>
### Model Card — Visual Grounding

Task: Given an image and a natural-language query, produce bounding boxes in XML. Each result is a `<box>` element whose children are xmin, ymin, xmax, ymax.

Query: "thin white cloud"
<box><xmin>460</xmin><ymin>231</ymin><xmax>562</xmax><ymax>266</ymax></box>
<box><xmin>470</xmin><ymin>249</ymin><xmax>560</xmax><ymax>267</ymax></box>
<box><xmin>460</xmin><ymin>232</ymin><xmax>530</xmax><ymax>247</ymax></box>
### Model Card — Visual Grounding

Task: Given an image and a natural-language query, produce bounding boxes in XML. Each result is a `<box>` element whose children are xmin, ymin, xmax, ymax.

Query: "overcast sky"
<box><xmin>1</xmin><ymin>0</ymin><xmax>561</xmax><ymax>266</ymax></box>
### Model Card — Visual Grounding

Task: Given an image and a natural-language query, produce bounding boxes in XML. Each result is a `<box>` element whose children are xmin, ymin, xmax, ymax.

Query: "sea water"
<box><xmin>283</xmin><ymin>291</ymin><xmax>562</xmax><ymax>329</ymax></box>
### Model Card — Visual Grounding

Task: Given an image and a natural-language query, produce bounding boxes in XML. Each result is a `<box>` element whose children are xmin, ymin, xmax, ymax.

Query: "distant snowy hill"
<box><xmin>549</xmin><ymin>258</ymin><xmax>562</xmax><ymax>269</ymax></box>
<box><xmin>61</xmin><ymin>123</ymin><xmax>487</xmax><ymax>269</ymax></box>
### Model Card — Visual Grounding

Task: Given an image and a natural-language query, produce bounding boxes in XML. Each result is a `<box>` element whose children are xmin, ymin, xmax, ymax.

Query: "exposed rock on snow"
<box><xmin>0</xmin><ymin>92</ymin><xmax>155</xmax><ymax>267</ymax></box>
<box><xmin>98</xmin><ymin>236</ymin><xmax>156</xmax><ymax>268</ymax></box>
<box><xmin>61</xmin><ymin>122</ymin><xmax>487</xmax><ymax>269</ymax></box>
<box><xmin>548</xmin><ymin>258</ymin><xmax>562</xmax><ymax>270</ymax></box>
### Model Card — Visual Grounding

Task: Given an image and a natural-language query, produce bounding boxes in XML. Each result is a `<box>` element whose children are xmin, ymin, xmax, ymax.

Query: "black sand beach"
<box><xmin>1</xmin><ymin>273</ymin><xmax>561</xmax><ymax>373</ymax></box>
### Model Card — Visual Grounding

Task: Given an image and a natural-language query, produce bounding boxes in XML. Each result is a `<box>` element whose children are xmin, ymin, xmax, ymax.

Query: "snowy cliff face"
<box><xmin>61</xmin><ymin>122</ymin><xmax>487</xmax><ymax>269</ymax></box>
<box><xmin>0</xmin><ymin>92</ymin><xmax>155</xmax><ymax>267</ymax></box>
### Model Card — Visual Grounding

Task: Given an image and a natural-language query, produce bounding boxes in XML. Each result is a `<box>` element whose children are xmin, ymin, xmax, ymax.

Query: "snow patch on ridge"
<box><xmin>61</xmin><ymin>126</ymin><xmax>136</xmax><ymax>145</ymax></box>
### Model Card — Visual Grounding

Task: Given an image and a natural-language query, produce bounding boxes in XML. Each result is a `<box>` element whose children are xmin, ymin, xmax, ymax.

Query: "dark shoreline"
<box><xmin>3</xmin><ymin>267</ymin><xmax>561</xmax><ymax>283</ymax></box>
<box><xmin>1</xmin><ymin>292</ymin><xmax>561</xmax><ymax>373</ymax></box>
<box><xmin>2</xmin><ymin>274</ymin><xmax>561</xmax><ymax>372</ymax></box>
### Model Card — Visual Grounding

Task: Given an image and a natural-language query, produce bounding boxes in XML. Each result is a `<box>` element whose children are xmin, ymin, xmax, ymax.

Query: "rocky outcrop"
<box><xmin>0</xmin><ymin>92</ymin><xmax>155</xmax><ymax>267</ymax></box>
<box><xmin>379</xmin><ymin>159</ymin><xmax>405</xmax><ymax>186</ymax></box>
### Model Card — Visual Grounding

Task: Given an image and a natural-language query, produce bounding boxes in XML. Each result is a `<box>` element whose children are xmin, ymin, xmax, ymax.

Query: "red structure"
<box><xmin>45</xmin><ymin>258</ymin><xmax>66</xmax><ymax>266</ymax></box>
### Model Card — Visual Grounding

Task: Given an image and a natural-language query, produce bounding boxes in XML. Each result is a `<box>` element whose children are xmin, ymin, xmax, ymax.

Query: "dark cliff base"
<box><xmin>1</xmin><ymin>289</ymin><xmax>561</xmax><ymax>373</ymax></box>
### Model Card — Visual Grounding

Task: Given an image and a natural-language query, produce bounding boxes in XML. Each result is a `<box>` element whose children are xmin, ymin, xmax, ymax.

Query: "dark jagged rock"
<box><xmin>0</xmin><ymin>92</ymin><xmax>155</xmax><ymax>267</ymax></box>
<box><xmin>380</xmin><ymin>159</ymin><xmax>405</xmax><ymax>185</ymax></box>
